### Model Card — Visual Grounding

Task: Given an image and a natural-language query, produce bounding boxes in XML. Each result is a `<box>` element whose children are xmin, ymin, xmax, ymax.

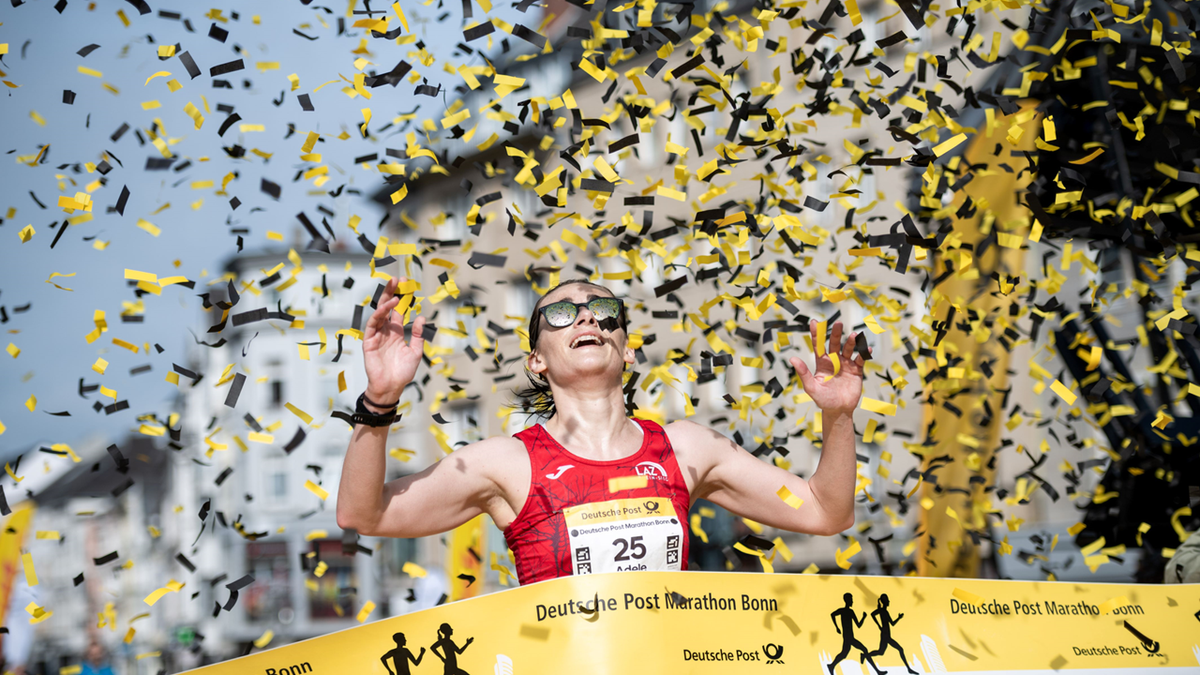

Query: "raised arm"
<box><xmin>336</xmin><ymin>277</ymin><xmax>500</xmax><ymax>537</ymax></box>
<box><xmin>677</xmin><ymin>321</ymin><xmax>867</xmax><ymax>536</ymax></box>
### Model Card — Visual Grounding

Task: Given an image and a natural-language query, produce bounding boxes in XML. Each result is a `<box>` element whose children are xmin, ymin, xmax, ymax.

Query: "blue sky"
<box><xmin>0</xmin><ymin>0</ymin><xmax>525</xmax><ymax>459</ymax></box>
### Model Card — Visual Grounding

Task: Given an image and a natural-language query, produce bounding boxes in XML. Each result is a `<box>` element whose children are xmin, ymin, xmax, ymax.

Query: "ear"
<box><xmin>528</xmin><ymin>349</ymin><xmax>547</xmax><ymax>378</ymax></box>
<box><xmin>623</xmin><ymin>345</ymin><xmax>636</xmax><ymax>366</ymax></box>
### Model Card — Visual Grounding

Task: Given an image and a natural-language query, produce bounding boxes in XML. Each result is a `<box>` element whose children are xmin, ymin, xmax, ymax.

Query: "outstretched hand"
<box><xmin>363</xmin><ymin>276</ymin><xmax>426</xmax><ymax>404</ymax></box>
<box><xmin>788</xmin><ymin>320</ymin><xmax>869</xmax><ymax>416</ymax></box>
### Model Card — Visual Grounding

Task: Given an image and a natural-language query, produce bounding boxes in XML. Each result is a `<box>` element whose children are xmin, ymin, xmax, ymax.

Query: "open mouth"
<box><xmin>570</xmin><ymin>335</ymin><xmax>604</xmax><ymax>349</ymax></box>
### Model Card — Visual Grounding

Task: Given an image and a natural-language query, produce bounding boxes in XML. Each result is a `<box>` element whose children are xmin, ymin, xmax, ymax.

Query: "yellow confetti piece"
<box><xmin>861</xmin><ymin>397</ymin><xmax>897</xmax><ymax>416</ymax></box>
<box><xmin>834</xmin><ymin>539</ymin><xmax>861</xmax><ymax>569</ymax></box>
<box><xmin>248</xmin><ymin>432</ymin><xmax>275</xmax><ymax>444</ymax></box>
<box><xmin>124</xmin><ymin>269</ymin><xmax>157</xmax><ymax>283</ymax></box>
<box><xmin>801</xmin><ymin>563</ymin><xmax>820</xmax><ymax>574</ymax></box>
<box><xmin>933</xmin><ymin>133</ymin><xmax>968</xmax><ymax>157</ymax></box>
<box><xmin>952</xmin><ymin>588</ymin><xmax>985</xmax><ymax>606</ymax></box>
<box><xmin>1069</xmin><ymin>147</ymin><xmax>1104</xmax><ymax>165</ymax></box>
<box><xmin>143</xmin><ymin>579</ymin><xmax>185</xmax><ymax>606</ymax></box>
<box><xmin>776</xmin><ymin>485</ymin><xmax>804</xmax><ymax>509</ymax></box>
<box><xmin>112</xmin><ymin>338</ymin><xmax>139</xmax><ymax>353</ymax></box>
<box><xmin>6</xmin><ymin>343</ymin><xmax>20</xmax><ymax>358</ymax></box>
<box><xmin>253</xmin><ymin>630</ymin><xmax>274</xmax><ymax>648</ymax></box>
<box><xmin>22</xmin><ymin>552</ymin><xmax>38</xmax><ymax>586</ymax></box>
<box><xmin>25</xmin><ymin>395</ymin><xmax>36</xmax><ymax>412</ymax></box>
<box><xmin>402</xmin><ymin>561</ymin><xmax>427</xmax><ymax>578</ymax></box>
<box><xmin>77</xmin><ymin>66</ymin><xmax>103</xmax><ymax>78</ymax></box>
<box><xmin>356</xmin><ymin>600</ymin><xmax>376</xmax><ymax>623</ymax></box>
<box><xmin>1097</xmin><ymin>596</ymin><xmax>1129</xmax><ymax>615</ymax></box>
<box><xmin>137</xmin><ymin>219</ymin><xmax>161</xmax><ymax>236</ymax></box>
<box><xmin>1050</xmin><ymin>379</ymin><xmax>1077</xmax><ymax>406</ymax></box>
<box><xmin>390</xmin><ymin>184</ymin><xmax>409</xmax><ymax>204</ymax></box>
<box><xmin>304</xmin><ymin>529</ymin><xmax>328</xmax><ymax>542</ymax></box>
<box><xmin>608</xmin><ymin>475</ymin><xmax>648</xmax><ymax>492</ymax></box>
<box><xmin>392</xmin><ymin>1</ymin><xmax>410</xmax><ymax>32</ymax></box>
<box><xmin>656</xmin><ymin>186</ymin><xmax>686</xmax><ymax>201</ymax></box>
<box><xmin>144</xmin><ymin>71</ymin><xmax>171</xmax><ymax>86</ymax></box>
<box><xmin>285</xmin><ymin>402</ymin><xmax>314</xmax><ymax>425</ymax></box>
<box><xmin>304</xmin><ymin>480</ymin><xmax>329</xmax><ymax>500</ymax></box>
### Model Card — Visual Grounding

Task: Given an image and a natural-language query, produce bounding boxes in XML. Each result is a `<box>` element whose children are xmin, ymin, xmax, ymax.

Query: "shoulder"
<box><xmin>664</xmin><ymin>419</ymin><xmax>737</xmax><ymax>479</ymax></box>
<box><xmin>664</xmin><ymin>419</ymin><xmax>736</xmax><ymax>452</ymax></box>
<box><xmin>454</xmin><ymin>434</ymin><xmax>527</xmax><ymax>465</ymax></box>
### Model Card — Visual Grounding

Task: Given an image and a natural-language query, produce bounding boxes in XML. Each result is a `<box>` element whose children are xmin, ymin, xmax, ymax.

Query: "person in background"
<box><xmin>1164</xmin><ymin>528</ymin><xmax>1200</xmax><ymax>584</ymax></box>
<box><xmin>80</xmin><ymin>641</ymin><xmax>115</xmax><ymax>675</ymax></box>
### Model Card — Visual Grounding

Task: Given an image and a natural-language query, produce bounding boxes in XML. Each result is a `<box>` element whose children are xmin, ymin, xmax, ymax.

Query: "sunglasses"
<box><xmin>530</xmin><ymin>297</ymin><xmax>626</xmax><ymax>346</ymax></box>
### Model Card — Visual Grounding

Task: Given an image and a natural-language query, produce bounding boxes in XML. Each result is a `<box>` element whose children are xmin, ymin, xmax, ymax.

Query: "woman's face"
<box><xmin>527</xmin><ymin>283</ymin><xmax>634</xmax><ymax>388</ymax></box>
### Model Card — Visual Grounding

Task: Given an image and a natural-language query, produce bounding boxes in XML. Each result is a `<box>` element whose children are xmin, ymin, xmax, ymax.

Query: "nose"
<box><xmin>574</xmin><ymin>305</ymin><xmax>598</xmax><ymax>326</ymax></box>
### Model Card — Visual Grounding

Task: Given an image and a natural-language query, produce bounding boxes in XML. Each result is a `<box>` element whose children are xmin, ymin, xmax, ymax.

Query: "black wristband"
<box><xmin>331</xmin><ymin>393</ymin><xmax>400</xmax><ymax>428</ymax></box>
<box><xmin>362</xmin><ymin>391</ymin><xmax>399</xmax><ymax>410</ymax></box>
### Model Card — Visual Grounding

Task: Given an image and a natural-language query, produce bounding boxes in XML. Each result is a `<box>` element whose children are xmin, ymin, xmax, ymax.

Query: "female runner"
<box><xmin>338</xmin><ymin>277</ymin><xmax>869</xmax><ymax>584</ymax></box>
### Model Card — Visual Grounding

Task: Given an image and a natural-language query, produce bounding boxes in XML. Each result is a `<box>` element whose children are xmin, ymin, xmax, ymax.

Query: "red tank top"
<box><xmin>503</xmin><ymin>419</ymin><xmax>691</xmax><ymax>585</ymax></box>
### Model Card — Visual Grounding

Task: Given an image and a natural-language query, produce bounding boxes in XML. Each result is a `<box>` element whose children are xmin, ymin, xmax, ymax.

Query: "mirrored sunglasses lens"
<box><xmin>589</xmin><ymin>298</ymin><xmax>620</xmax><ymax>319</ymax></box>
<box><xmin>543</xmin><ymin>302</ymin><xmax>577</xmax><ymax>327</ymax></box>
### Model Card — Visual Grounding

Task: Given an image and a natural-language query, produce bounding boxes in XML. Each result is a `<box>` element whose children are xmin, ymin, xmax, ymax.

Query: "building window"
<box><xmin>244</xmin><ymin>541</ymin><xmax>293</xmax><ymax>622</ymax></box>
<box><xmin>264</xmin><ymin>456</ymin><xmax>288</xmax><ymax>504</ymax></box>
<box><xmin>307</xmin><ymin>539</ymin><xmax>358</xmax><ymax>619</ymax></box>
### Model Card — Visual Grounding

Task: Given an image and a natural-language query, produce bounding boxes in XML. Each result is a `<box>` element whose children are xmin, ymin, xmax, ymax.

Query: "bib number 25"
<box><xmin>613</xmin><ymin>535</ymin><xmax>647</xmax><ymax>561</ymax></box>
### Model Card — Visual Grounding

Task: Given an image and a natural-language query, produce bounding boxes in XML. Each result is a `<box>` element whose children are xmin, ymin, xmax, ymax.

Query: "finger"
<box><xmin>379</xmin><ymin>276</ymin><xmax>398</xmax><ymax>306</ymax></box>
<box><xmin>365</xmin><ymin>294</ymin><xmax>400</xmax><ymax>336</ymax></box>
<box><xmin>829</xmin><ymin>321</ymin><xmax>843</xmax><ymax>357</ymax></box>
<box><xmin>790</xmin><ymin>357</ymin><xmax>816</xmax><ymax>391</ymax></box>
<box><xmin>408</xmin><ymin>314</ymin><xmax>427</xmax><ymax>353</ymax></box>
<box><xmin>853</xmin><ymin>345</ymin><xmax>873</xmax><ymax>368</ymax></box>
<box><xmin>841</xmin><ymin>331</ymin><xmax>857</xmax><ymax>360</ymax></box>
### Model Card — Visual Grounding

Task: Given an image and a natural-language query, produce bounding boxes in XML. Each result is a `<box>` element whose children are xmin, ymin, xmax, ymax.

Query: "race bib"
<box><xmin>563</xmin><ymin>498</ymin><xmax>683</xmax><ymax>575</ymax></box>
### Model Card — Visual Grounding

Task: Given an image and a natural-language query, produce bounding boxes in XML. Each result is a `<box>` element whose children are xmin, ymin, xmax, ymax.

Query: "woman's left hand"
<box><xmin>788</xmin><ymin>320</ymin><xmax>869</xmax><ymax>416</ymax></box>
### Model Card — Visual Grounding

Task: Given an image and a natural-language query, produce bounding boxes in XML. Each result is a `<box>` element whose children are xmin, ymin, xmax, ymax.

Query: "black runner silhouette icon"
<box><xmin>381</xmin><ymin>632</ymin><xmax>425</xmax><ymax>675</ymax></box>
<box><xmin>865</xmin><ymin>594</ymin><xmax>918</xmax><ymax>674</ymax></box>
<box><xmin>431</xmin><ymin>623</ymin><xmax>474</xmax><ymax>675</ymax></box>
<box><xmin>828</xmin><ymin>593</ymin><xmax>883</xmax><ymax>675</ymax></box>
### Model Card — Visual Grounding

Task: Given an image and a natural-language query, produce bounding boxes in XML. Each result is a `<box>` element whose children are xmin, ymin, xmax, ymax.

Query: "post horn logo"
<box><xmin>643</xmin><ymin>500</ymin><xmax>660</xmax><ymax>513</ymax></box>
<box><xmin>1123</xmin><ymin>621</ymin><xmax>1161</xmax><ymax>654</ymax></box>
<box><xmin>762</xmin><ymin>643</ymin><xmax>784</xmax><ymax>664</ymax></box>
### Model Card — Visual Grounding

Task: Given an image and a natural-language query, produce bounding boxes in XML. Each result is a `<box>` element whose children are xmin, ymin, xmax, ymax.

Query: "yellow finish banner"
<box><xmin>191</xmin><ymin>572</ymin><xmax>1200</xmax><ymax>674</ymax></box>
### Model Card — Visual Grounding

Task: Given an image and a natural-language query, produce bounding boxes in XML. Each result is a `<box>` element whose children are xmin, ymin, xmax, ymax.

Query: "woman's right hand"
<box><xmin>363</xmin><ymin>276</ymin><xmax>426</xmax><ymax>406</ymax></box>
